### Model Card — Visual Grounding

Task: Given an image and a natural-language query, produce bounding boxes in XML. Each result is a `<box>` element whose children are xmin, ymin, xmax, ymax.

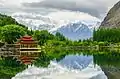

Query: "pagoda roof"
<box><xmin>19</xmin><ymin>36</ymin><xmax>34</xmax><ymax>41</ymax></box>
<box><xmin>16</xmin><ymin>35</ymin><xmax>38</xmax><ymax>44</ymax></box>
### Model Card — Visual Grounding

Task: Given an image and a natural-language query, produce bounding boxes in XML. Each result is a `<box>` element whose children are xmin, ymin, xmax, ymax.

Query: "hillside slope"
<box><xmin>0</xmin><ymin>14</ymin><xmax>26</xmax><ymax>28</ymax></box>
<box><xmin>100</xmin><ymin>1</ymin><xmax>120</xmax><ymax>28</ymax></box>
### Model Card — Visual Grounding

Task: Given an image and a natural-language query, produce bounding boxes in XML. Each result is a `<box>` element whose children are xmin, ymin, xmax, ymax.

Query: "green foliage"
<box><xmin>37</xmin><ymin>47</ymin><xmax>120</xmax><ymax>68</ymax></box>
<box><xmin>98</xmin><ymin>42</ymin><xmax>105</xmax><ymax>46</ymax></box>
<box><xmin>1</xmin><ymin>57</ymin><xmax>24</xmax><ymax>67</ymax></box>
<box><xmin>46</xmin><ymin>40</ymin><xmax>66</xmax><ymax>47</ymax></box>
<box><xmin>94</xmin><ymin>53</ymin><xmax>120</xmax><ymax>67</ymax></box>
<box><xmin>0</xmin><ymin>14</ymin><xmax>26</xmax><ymax>28</ymax></box>
<box><xmin>93</xmin><ymin>28</ymin><xmax>120</xmax><ymax>42</ymax></box>
<box><xmin>0</xmin><ymin>56</ymin><xmax>26</xmax><ymax>78</ymax></box>
<box><xmin>27</xmin><ymin>29</ymin><xmax>34</xmax><ymax>36</ymax></box>
<box><xmin>33</xmin><ymin>30</ymin><xmax>54</xmax><ymax>45</ymax></box>
<box><xmin>0</xmin><ymin>66</ymin><xmax>25</xmax><ymax>78</ymax></box>
<box><xmin>0</xmin><ymin>25</ymin><xmax>26</xmax><ymax>44</ymax></box>
<box><xmin>55</xmin><ymin>32</ymin><xmax>66</xmax><ymax>41</ymax></box>
<box><xmin>33</xmin><ymin>30</ymin><xmax>69</xmax><ymax>46</ymax></box>
<box><xmin>34</xmin><ymin>51</ymin><xmax>51</xmax><ymax>67</ymax></box>
<box><xmin>0</xmin><ymin>13</ymin><xmax>28</xmax><ymax>44</ymax></box>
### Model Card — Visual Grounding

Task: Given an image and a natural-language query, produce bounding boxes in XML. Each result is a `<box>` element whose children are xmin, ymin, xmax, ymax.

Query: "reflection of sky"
<box><xmin>58</xmin><ymin>55</ymin><xmax>93</xmax><ymax>70</ymax></box>
<box><xmin>12</xmin><ymin>55</ymin><xmax>107</xmax><ymax>79</ymax></box>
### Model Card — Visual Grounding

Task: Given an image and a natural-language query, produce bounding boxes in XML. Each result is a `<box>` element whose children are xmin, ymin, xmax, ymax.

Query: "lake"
<box><xmin>12</xmin><ymin>48</ymin><xmax>120</xmax><ymax>79</ymax></box>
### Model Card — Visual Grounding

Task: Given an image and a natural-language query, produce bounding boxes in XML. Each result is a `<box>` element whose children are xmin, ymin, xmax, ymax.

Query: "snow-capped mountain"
<box><xmin>12</xmin><ymin>12</ymin><xmax>57</xmax><ymax>30</ymax></box>
<box><xmin>51</xmin><ymin>21</ymin><xmax>93</xmax><ymax>40</ymax></box>
<box><xmin>81</xmin><ymin>20</ymin><xmax>101</xmax><ymax>30</ymax></box>
<box><xmin>12</xmin><ymin>12</ymin><xmax>100</xmax><ymax>40</ymax></box>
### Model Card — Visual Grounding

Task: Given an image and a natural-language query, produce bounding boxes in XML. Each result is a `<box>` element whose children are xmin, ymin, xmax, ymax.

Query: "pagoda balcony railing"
<box><xmin>20</xmin><ymin>48</ymin><xmax>41</xmax><ymax>49</ymax></box>
<box><xmin>0</xmin><ymin>43</ymin><xmax>41</xmax><ymax>58</ymax></box>
<box><xmin>20</xmin><ymin>51</ymin><xmax>41</xmax><ymax>52</ymax></box>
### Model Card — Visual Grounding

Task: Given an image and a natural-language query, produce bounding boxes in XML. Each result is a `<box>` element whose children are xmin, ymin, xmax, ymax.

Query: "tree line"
<box><xmin>1</xmin><ymin>13</ymin><xmax>120</xmax><ymax>46</ymax></box>
<box><xmin>93</xmin><ymin>28</ymin><xmax>120</xmax><ymax>43</ymax></box>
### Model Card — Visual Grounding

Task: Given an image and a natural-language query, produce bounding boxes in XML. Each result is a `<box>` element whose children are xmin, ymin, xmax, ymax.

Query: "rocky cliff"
<box><xmin>100</xmin><ymin>1</ymin><xmax>120</xmax><ymax>28</ymax></box>
<box><xmin>101</xmin><ymin>66</ymin><xmax>120</xmax><ymax>79</ymax></box>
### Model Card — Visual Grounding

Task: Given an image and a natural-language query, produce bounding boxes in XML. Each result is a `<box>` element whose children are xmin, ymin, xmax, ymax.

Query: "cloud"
<box><xmin>22</xmin><ymin>0</ymin><xmax>119</xmax><ymax>18</ymax></box>
<box><xmin>47</xmin><ymin>11</ymin><xmax>100</xmax><ymax>22</ymax></box>
<box><xmin>0</xmin><ymin>0</ymin><xmax>119</xmax><ymax>19</ymax></box>
<box><xmin>0</xmin><ymin>0</ymin><xmax>4</xmax><ymax>7</ymax></box>
<box><xmin>11</xmin><ymin>11</ymin><xmax>100</xmax><ymax>31</ymax></box>
<box><xmin>12</xmin><ymin>11</ymin><xmax>100</xmax><ymax>28</ymax></box>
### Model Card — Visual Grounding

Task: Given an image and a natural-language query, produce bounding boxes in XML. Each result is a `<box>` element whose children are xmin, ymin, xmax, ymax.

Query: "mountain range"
<box><xmin>51</xmin><ymin>21</ymin><xmax>100</xmax><ymax>40</ymax></box>
<box><xmin>12</xmin><ymin>12</ymin><xmax>100</xmax><ymax>40</ymax></box>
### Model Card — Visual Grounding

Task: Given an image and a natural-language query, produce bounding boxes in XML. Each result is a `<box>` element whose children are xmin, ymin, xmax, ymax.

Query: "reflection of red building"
<box><xmin>0</xmin><ymin>35</ymin><xmax>41</xmax><ymax>65</ymax></box>
<box><xmin>16</xmin><ymin>36</ymin><xmax>41</xmax><ymax>65</ymax></box>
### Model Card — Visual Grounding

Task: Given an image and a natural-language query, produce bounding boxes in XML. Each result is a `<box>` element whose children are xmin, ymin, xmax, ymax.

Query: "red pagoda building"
<box><xmin>16</xmin><ymin>35</ymin><xmax>41</xmax><ymax>65</ymax></box>
<box><xmin>0</xmin><ymin>35</ymin><xmax>41</xmax><ymax>65</ymax></box>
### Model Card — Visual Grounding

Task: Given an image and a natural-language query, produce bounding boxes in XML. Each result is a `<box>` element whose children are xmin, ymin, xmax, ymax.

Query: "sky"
<box><xmin>0</xmin><ymin>0</ymin><xmax>119</xmax><ymax>22</ymax></box>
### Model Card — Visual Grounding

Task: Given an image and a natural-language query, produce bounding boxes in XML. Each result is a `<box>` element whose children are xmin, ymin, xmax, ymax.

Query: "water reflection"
<box><xmin>94</xmin><ymin>53</ymin><xmax>120</xmax><ymax>67</ymax></box>
<box><xmin>58</xmin><ymin>55</ymin><xmax>93</xmax><ymax>70</ymax></box>
<box><xmin>13</xmin><ymin>48</ymin><xmax>120</xmax><ymax>79</ymax></box>
<box><xmin>43</xmin><ymin>48</ymin><xmax>120</xmax><ymax>67</ymax></box>
<box><xmin>44</xmin><ymin>48</ymin><xmax>120</xmax><ymax>79</ymax></box>
<box><xmin>12</xmin><ymin>55</ymin><xmax>107</xmax><ymax>79</ymax></box>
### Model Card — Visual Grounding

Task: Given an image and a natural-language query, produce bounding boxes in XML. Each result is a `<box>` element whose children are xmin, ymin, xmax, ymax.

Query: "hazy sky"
<box><xmin>0</xmin><ymin>0</ymin><xmax>119</xmax><ymax>21</ymax></box>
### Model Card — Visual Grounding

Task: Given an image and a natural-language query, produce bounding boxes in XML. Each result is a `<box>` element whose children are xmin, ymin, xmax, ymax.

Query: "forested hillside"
<box><xmin>93</xmin><ymin>28</ymin><xmax>120</xmax><ymax>42</ymax></box>
<box><xmin>0</xmin><ymin>14</ymin><xmax>26</xmax><ymax>28</ymax></box>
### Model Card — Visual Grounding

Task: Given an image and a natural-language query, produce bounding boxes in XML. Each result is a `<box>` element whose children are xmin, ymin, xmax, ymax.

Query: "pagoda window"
<box><xmin>26</xmin><ymin>45</ymin><xmax>28</xmax><ymax>48</ymax></box>
<box><xmin>30</xmin><ymin>45</ymin><xmax>33</xmax><ymax>48</ymax></box>
<box><xmin>26</xmin><ymin>52</ymin><xmax>27</xmax><ymax>55</ymax></box>
<box><xmin>30</xmin><ymin>45</ymin><xmax>32</xmax><ymax>48</ymax></box>
<box><xmin>29</xmin><ymin>45</ymin><xmax>31</xmax><ymax>48</ymax></box>
<box><xmin>31</xmin><ymin>45</ymin><xmax>33</xmax><ymax>48</ymax></box>
<box><xmin>32</xmin><ymin>44</ymin><xmax>34</xmax><ymax>47</ymax></box>
<box><xmin>21</xmin><ymin>45</ymin><xmax>24</xmax><ymax>48</ymax></box>
<box><xmin>28</xmin><ymin>52</ymin><xmax>31</xmax><ymax>55</ymax></box>
<box><xmin>34</xmin><ymin>45</ymin><xmax>37</xmax><ymax>47</ymax></box>
<box><xmin>34</xmin><ymin>44</ymin><xmax>37</xmax><ymax>47</ymax></box>
<box><xmin>24</xmin><ymin>44</ymin><xmax>27</xmax><ymax>48</ymax></box>
<box><xmin>21</xmin><ymin>53</ymin><xmax>24</xmax><ymax>56</ymax></box>
<box><xmin>22</xmin><ymin>44</ymin><xmax>25</xmax><ymax>48</ymax></box>
<box><xmin>21</xmin><ymin>45</ymin><xmax>23</xmax><ymax>48</ymax></box>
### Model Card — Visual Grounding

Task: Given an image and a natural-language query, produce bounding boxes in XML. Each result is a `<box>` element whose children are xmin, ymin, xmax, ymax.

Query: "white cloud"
<box><xmin>12</xmin><ymin>10</ymin><xmax>100</xmax><ymax>28</ymax></box>
<box><xmin>47</xmin><ymin>10</ymin><xmax>100</xmax><ymax>24</ymax></box>
<box><xmin>0</xmin><ymin>0</ymin><xmax>42</xmax><ymax>8</ymax></box>
<box><xmin>22</xmin><ymin>0</ymin><xmax>119</xmax><ymax>18</ymax></box>
<box><xmin>0</xmin><ymin>0</ymin><xmax>119</xmax><ymax>20</ymax></box>
<box><xmin>0</xmin><ymin>3</ymin><xmax>3</xmax><ymax>7</ymax></box>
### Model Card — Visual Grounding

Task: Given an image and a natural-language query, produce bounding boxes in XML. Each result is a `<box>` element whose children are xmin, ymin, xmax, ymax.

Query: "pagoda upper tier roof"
<box><xmin>16</xmin><ymin>35</ymin><xmax>38</xmax><ymax>44</ymax></box>
<box><xmin>19</xmin><ymin>36</ymin><xmax>34</xmax><ymax>41</ymax></box>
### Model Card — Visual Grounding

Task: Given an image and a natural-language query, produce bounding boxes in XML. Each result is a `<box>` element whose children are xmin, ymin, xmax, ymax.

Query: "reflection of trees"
<box><xmin>93</xmin><ymin>53</ymin><xmax>120</xmax><ymax>67</ymax></box>
<box><xmin>34</xmin><ymin>47</ymin><xmax>120</xmax><ymax>68</ymax></box>
<box><xmin>1</xmin><ymin>56</ymin><xmax>24</xmax><ymax>67</ymax></box>
<box><xmin>33</xmin><ymin>51</ymin><xmax>51</xmax><ymax>67</ymax></box>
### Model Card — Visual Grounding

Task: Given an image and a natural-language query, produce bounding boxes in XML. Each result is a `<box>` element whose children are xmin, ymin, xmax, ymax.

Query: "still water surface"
<box><xmin>12</xmin><ymin>48</ymin><xmax>120</xmax><ymax>79</ymax></box>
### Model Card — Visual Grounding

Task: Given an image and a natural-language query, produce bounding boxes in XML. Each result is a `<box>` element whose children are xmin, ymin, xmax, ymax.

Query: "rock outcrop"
<box><xmin>100</xmin><ymin>1</ymin><xmax>120</xmax><ymax>28</ymax></box>
<box><xmin>101</xmin><ymin>66</ymin><xmax>120</xmax><ymax>79</ymax></box>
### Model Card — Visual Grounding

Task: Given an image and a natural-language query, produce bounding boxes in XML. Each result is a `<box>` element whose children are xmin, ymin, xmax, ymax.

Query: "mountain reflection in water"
<box><xmin>12</xmin><ymin>48</ymin><xmax>120</xmax><ymax>79</ymax></box>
